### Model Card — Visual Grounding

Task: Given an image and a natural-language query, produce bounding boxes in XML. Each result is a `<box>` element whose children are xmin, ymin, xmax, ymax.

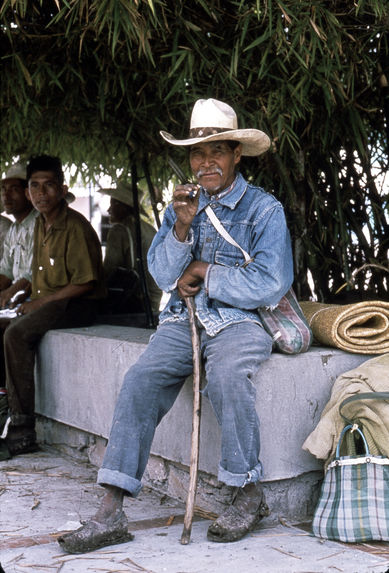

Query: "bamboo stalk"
<box><xmin>180</xmin><ymin>296</ymin><xmax>201</xmax><ymax>545</ymax></box>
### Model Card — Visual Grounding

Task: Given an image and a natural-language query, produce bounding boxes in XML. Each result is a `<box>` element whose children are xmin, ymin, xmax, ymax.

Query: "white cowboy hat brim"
<box><xmin>160</xmin><ymin>128</ymin><xmax>271</xmax><ymax>157</ymax></box>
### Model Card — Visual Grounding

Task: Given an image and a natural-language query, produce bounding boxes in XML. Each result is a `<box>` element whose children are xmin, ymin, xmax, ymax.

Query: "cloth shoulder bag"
<box><xmin>312</xmin><ymin>392</ymin><xmax>389</xmax><ymax>542</ymax></box>
<box><xmin>257</xmin><ymin>287</ymin><xmax>312</xmax><ymax>354</ymax></box>
<box><xmin>205</xmin><ymin>205</ymin><xmax>312</xmax><ymax>354</ymax></box>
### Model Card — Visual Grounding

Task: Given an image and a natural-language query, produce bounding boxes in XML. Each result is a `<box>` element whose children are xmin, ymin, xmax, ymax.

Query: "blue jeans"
<box><xmin>98</xmin><ymin>320</ymin><xmax>272</xmax><ymax>497</ymax></box>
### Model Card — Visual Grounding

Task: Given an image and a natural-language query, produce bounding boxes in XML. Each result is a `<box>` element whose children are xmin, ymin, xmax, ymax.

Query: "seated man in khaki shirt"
<box><xmin>0</xmin><ymin>155</ymin><xmax>106</xmax><ymax>460</ymax></box>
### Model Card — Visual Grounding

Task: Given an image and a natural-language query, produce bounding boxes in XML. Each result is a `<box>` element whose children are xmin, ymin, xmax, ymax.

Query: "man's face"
<box><xmin>26</xmin><ymin>170</ymin><xmax>66</xmax><ymax>217</ymax></box>
<box><xmin>108</xmin><ymin>198</ymin><xmax>131</xmax><ymax>223</ymax></box>
<box><xmin>189</xmin><ymin>141</ymin><xmax>241</xmax><ymax>195</ymax></box>
<box><xmin>0</xmin><ymin>178</ymin><xmax>30</xmax><ymax>217</ymax></box>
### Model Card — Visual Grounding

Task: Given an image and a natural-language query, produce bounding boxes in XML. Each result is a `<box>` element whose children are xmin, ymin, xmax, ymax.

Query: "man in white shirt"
<box><xmin>0</xmin><ymin>162</ymin><xmax>38</xmax><ymax>405</ymax></box>
<box><xmin>0</xmin><ymin>163</ymin><xmax>38</xmax><ymax>309</ymax></box>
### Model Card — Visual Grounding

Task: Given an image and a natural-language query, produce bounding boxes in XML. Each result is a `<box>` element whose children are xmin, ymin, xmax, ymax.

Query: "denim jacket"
<box><xmin>148</xmin><ymin>172</ymin><xmax>294</xmax><ymax>336</ymax></box>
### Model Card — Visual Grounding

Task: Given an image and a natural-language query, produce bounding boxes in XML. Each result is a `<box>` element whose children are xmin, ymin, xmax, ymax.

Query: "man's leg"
<box><xmin>2</xmin><ymin>298</ymin><xmax>97</xmax><ymax>457</ymax></box>
<box><xmin>202</xmin><ymin>321</ymin><xmax>273</xmax><ymax>542</ymax></box>
<box><xmin>0</xmin><ymin>318</ymin><xmax>11</xmax><ymax>435</ymax></box>
<box><xmin>98</xmin><ymin>320</ymin><xmax>195</xmax><ymax>493</ymax></box>
<box><xmin>0</xmin><ymin>318</ymin><xmax>11</xmax><ymax>387</ymax></box>
<box><xmin>58</xmin><ymin>320</ymin><xmax>194</xmax><ymax>553</ymax></box>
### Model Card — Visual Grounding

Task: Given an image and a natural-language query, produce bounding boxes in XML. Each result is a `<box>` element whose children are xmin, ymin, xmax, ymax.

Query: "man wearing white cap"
<box><xmin>59</xmin><ymin>98</ymin><xmax>294</xmax><ymax>552</ymax></box>
<box><xmin>0</xmin><ymin>162</ymin><xmax>37</xmax><ymax>309</ymax></box>
<box><xmin>0</xmin><ymin>163</ymin><xmax>38</xmax><ymax>413</ymax></box>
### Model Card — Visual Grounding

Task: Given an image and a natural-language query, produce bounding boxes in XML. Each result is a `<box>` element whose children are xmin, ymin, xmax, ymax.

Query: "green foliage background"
<box><xmin>1</xmin><ymin>0</ymin><xmax>388</xmax><ymax>300</ymax></box>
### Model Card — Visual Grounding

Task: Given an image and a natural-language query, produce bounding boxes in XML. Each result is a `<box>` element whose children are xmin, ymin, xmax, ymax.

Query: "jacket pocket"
<box><xmin>214</xmin><ymin>250</ymin><xmax>245</xmax><ymax>268</ymax></box>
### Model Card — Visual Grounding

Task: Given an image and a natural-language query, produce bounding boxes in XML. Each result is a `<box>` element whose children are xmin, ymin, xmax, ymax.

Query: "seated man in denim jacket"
<box><xmin>59</xmin><ymin>98</ymin><xmax>294</xmax><ymax>553</ymax></box>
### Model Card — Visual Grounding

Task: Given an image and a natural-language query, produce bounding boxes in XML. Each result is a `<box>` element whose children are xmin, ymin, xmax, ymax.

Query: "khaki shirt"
<box><xmin>32</xmin><ymin>201</ymin><xmax>106</xmax><ymax>300</ymax></box>
<box><xmin>0</xmin><ymin>209</ymin><xmax>38</xmax><ymax>282</ymax></box>
<box><xmin>104</xmin><ymin>222</ymin><xmax>134</xmax><ymax>278</ymax></box>
<box><xmin>104</xmin><ymin>215</ymin><xmax>162</xmax><ymax>312</ymax></box>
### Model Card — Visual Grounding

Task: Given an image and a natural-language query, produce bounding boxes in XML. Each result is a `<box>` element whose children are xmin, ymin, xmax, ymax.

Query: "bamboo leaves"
<box><xmin>0</xmin><ymin>0</ymin><xmax>388</xmax><ymax>299</ymax></box>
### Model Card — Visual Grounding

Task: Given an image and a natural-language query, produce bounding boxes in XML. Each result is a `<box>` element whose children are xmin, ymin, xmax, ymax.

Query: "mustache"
<box><xmin>196</xmin><ymin>167</ymin><xmax>223</xmax><ymax>178</ymax></box>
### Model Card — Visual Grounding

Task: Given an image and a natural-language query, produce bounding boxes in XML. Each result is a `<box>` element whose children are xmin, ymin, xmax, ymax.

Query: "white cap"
<box><xmin>2</xmin><ymin>162</ymin><xmax>27</xmax><ymax>181</ymax></box>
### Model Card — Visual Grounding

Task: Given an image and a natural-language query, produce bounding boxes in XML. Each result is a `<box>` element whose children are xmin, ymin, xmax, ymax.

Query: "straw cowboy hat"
<box><xmin>160</xmin><ymin>98</ymin><xmax>271</xmax><ymax>157</ymax></box>
<box><xmin>99</xmin><ymin>181</ymin><xmax>147</xmax><ymax>215</ymax></box>
<box><xmin>2</xmin><ymin>162</ymin><xmax>27</xmax><ymax>181</ymax></box>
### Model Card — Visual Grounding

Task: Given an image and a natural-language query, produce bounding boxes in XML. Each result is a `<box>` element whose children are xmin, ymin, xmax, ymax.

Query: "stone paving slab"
<box><xmin>1</xmin><ymin>449</ymin><xmax>389</xmax><ymax>573</ymax></box>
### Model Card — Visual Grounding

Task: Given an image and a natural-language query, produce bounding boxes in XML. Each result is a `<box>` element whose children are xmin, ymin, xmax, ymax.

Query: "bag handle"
<box><xmin>336</xmin><ymin>424</ymin><xmax>370</xmax><ymax>457</ymax></box>
<box><xmin>204</xmin><ymin>206</ymin><xmax>253</xmax><ymax>266</ymax></box>
<box><xmin>339</xmin><ymin>392</ymin><xmax>389</xmax><ymax>424</ymax></box>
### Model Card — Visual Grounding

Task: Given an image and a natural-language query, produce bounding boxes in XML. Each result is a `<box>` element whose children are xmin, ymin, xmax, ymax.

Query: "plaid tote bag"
<box><xmin>312</xmin><ymin>423</ymin><xmax>389</xmax><ymax>542</ymax></box>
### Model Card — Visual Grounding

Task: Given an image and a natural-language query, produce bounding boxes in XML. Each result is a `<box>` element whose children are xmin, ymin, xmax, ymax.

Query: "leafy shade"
<box><xmin>1</xmin><ymin>0</ymin><xmax>388</xmax><ymax>300</ymax></box>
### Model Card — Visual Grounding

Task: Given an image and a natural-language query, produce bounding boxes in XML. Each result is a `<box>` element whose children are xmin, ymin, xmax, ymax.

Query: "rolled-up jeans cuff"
<box><xmin>218</xmin><ymin>461</ymin><xmax>263</xmax><ymax>487</ymax></box>
<box><xmin>97</xmin><ymin>468</ymin><xmax>142</xmax><ymax>498</ymax></box>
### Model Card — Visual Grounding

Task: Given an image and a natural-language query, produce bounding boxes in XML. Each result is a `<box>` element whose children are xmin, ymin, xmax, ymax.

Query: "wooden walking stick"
<box><xmin>181</xmin><ymin>295</ymin><xmax>202</xmax><ymax>545</ymax></box>
<box><xmin>165</xmin><ymin>155</ymin><xmax>202</xmax><ymax>543</ymax></box>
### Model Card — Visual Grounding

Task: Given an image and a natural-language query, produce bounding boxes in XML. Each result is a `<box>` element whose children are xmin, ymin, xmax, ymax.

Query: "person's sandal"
<box><xmin>58</xmin><ymin>511</ymin><xmax>134</xmax><ymax>554</ymax></box>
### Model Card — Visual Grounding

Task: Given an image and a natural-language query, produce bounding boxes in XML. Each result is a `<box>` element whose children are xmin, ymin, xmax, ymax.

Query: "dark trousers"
<box><xmin>1</xmin><ymin>298</ymin><xmax>97</xmax><ymax>417</ymax></box>
<box><xmin>0</xmin><ymin>317</ymin><xmax>11</xmax><ymax>388</ymax></box>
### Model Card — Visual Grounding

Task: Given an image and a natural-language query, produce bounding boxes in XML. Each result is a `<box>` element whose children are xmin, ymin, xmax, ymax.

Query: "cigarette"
<box><xmin>188</xmin><ymin>185</ymin><xmax>200</xmax><ymax>199</ymax></box>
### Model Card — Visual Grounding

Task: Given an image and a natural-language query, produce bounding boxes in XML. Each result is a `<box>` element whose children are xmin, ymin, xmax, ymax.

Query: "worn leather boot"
<box><xmin>0</xmin><ymin>414</ymin><xmax>38</xmax><ymax>460</ymax></box>
<box><xmin>207</xmin><ymin>481</ymin><xmax>270</xmax><ymax>542</ymax></box>
<box><xmin>58</xmin><ymin>511</ymin><xmax>133</xmax><ymax>554</ymax></box>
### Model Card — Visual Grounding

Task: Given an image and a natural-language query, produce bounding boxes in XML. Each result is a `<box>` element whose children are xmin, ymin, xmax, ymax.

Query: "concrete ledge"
<box><xmin>35</xmin><ymin>325</ymin><xmax>374</xmax><ymax>520</ymax></box>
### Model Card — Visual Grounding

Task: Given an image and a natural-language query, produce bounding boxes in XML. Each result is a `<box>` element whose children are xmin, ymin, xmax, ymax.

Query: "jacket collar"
<box><xmin>198</xmin><ymin>172</ymin><xmax>247</xmax><ymax>212</ymax></box>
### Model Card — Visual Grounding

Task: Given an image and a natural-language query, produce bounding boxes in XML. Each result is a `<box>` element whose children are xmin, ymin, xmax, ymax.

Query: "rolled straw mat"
<box><xmin>299</xmin><ymin>300</ymin><xmax>389</xmax><ymax>354</ymax></box>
